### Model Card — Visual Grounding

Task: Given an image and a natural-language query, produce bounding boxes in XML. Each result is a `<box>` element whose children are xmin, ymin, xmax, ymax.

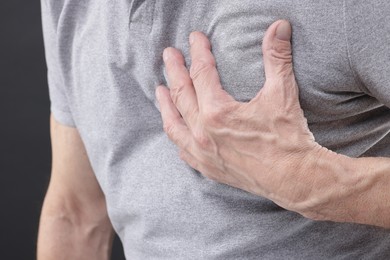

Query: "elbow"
<box><xmin>40</xmin><ymin>194</ymin><xmax>112</xmax><ymax>235</ymax></box>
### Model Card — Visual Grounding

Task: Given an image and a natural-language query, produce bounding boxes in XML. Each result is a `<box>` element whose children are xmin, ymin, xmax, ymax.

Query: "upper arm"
<box><xmin>38</xmin><ymin>115</ymin><xmax>113</xmax><ymax>259</ymax></box>
<box><xmin>43</xmin><ymin>114</ymin><xmax>108</xmax><ymax>222</ymax></box>
<box><xmin>41</xmin><ymin>0</ymin><xmax>75</xmax><ymax>126</ymax></box>
<box><xmin>41</xmin><ymin>0</ymin><xmax>108</xmax><ymax>218</ymax></box>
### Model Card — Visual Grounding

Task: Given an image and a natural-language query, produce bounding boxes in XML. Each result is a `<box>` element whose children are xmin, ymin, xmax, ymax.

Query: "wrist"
<box><xmin>266</xmin><ymin>142</ymin><xmax>327</xmax><ymax>213</ymax></box>
<box><xmin>293</xmin><ymin>146</ymin><xmax>366</xmax><ymax>222</ymax></box>
<box><xmin>286</xmin><ymin>144</ymin><xmax>331</xmax><ymax>214</ymax></box>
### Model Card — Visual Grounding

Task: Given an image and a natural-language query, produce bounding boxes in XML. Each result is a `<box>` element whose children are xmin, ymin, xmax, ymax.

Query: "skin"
<box><xmin>37</xmin><ymin>115</ymin><xmax>114</xmax><ymax>260</ymax></box>
<box><xmin>156</xmin><ymin>20</ymin><xmax>390</xmax><ymax>228</ymax></box>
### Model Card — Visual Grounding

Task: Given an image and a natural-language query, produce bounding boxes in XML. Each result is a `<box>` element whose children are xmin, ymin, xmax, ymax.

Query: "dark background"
<box><xmin>0</xmin><ymin>1</ymin><xmax>125</xmax><ymax>259</ymax></box>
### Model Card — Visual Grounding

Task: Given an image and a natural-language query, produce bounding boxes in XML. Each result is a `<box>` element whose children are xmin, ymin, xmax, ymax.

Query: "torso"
<box><xmin>55</xmin><ymin>1</ymin><xmax>390</xmax><ymax>258</ymax></box>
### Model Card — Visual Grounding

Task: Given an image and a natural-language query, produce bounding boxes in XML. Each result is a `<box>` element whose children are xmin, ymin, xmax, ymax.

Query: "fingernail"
<box><xmin>189</xmin><ymin>33</ymin><xmax>195</xmax><ymax>45</ymax></box>
<box><xmin>276</xmin><ymin>20</ymin><xmax>291</xmax><ymax>41</ymax></box>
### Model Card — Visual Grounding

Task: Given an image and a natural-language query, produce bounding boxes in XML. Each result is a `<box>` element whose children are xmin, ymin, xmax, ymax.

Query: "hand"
<box><xmin>156</xmin><ymin>20</ymin><xmax>324</xmax><ymax>213</ymax></box>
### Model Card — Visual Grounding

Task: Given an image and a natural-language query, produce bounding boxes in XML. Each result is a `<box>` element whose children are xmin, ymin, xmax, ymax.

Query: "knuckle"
<box><xmin>193</xmin><ymin>130</ymin><xmax>211</xmax><ymax>150</ymax></box>
<box><xmin>202</xmin><ymin>103</ymin><xmax>234</xmax><ymax>127</ymax></box>
<box><xmin>268</xmin><ymin>48</ymin><xmax>292</xmax><ymax>64</ymax></box>
<box><xmin>179</xmin><ymin>150</ymin><xmax>188</xmax><ymax>162</ymax></box>
<box><xmin>170</xmin><ymin>84</ymin><xmax>185</xmax><ymax>105</ymax></box>
<box><xmin>190</xmin><ymin>60</ymin><xmax>214</xmax><ymax>82</ymax></box>
<box><xmin>274</xmin><ymin>39</ymin><xmax>292</xmax><ymax>53</ymax></box>
<box><xmin>163</xmin><ymin>121</ymin><xmax>176</xmax><ymax>139</ymax></box>
<box><xmin>203</xmin><ymin>107</ymin><xmax>223</xmax><ymax>126</ymax></box>
<box><xmin>187</xmin><ymin>106</ymin><xmax>199</xmax><ymax>120</ymax></box>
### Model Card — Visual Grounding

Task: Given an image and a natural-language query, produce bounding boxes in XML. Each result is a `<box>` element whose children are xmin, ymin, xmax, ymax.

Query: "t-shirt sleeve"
<box><xmin>41</xmin><ymin>0</ymin><xmax>75</xmax><ymax>127</ymax></box>
<box><xmin>345</xmin><ymin>0</ymin><xmax>390</xmax><ymax>108</ymax></box>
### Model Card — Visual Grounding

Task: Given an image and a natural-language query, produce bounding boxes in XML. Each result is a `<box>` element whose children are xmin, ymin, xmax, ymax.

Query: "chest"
<box><xmin>69</xmin><ymin>0</ymin><xmax>378</xmax><ymax>147</ymax></box>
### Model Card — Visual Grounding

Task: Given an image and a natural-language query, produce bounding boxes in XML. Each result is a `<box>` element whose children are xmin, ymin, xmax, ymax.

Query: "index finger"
<box><xmin>189</xmin><ymin>32</ymin><xmax>226</xmax><ymax>109</ymax></box>
<box><xmin>164</xmin><ymin>47</ymin><xmax>199</xmax><ymax>128</ymax></box>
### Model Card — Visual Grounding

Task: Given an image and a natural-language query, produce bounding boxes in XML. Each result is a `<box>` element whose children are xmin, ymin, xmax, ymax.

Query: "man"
<box><xmin>38</xmin><ymin>1</ymin><xmax>390</xmax><ymax>259</ymax></box>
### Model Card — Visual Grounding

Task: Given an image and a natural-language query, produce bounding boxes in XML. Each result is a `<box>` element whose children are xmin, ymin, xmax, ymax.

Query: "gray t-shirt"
<box><xmin>41</xmin><ymin>0</ymin><xmax>390</xmax><ymax>259</ymax></box>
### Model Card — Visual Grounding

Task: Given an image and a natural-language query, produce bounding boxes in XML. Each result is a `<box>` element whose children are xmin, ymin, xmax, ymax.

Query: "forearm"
<box><xmin>38</xmin><ymin>116</ymin><xmax>116</xmax><ymax>259</ymax></box>
<box><xmin>295</xmin><ymin>148</ymin><xmax>390</xmax><ymax>228</ymax></box>
<box><xmin>37</xmin><ymin>197</ymin><xmax>114</xmax><ymax>260</ymax></box>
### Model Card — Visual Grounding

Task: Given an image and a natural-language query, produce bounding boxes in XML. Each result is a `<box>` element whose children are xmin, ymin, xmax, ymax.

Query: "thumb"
<box><xmin>262</xmin><ymin>20</ymin><xmax>294</xmax><ymax>81</ymax></box>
